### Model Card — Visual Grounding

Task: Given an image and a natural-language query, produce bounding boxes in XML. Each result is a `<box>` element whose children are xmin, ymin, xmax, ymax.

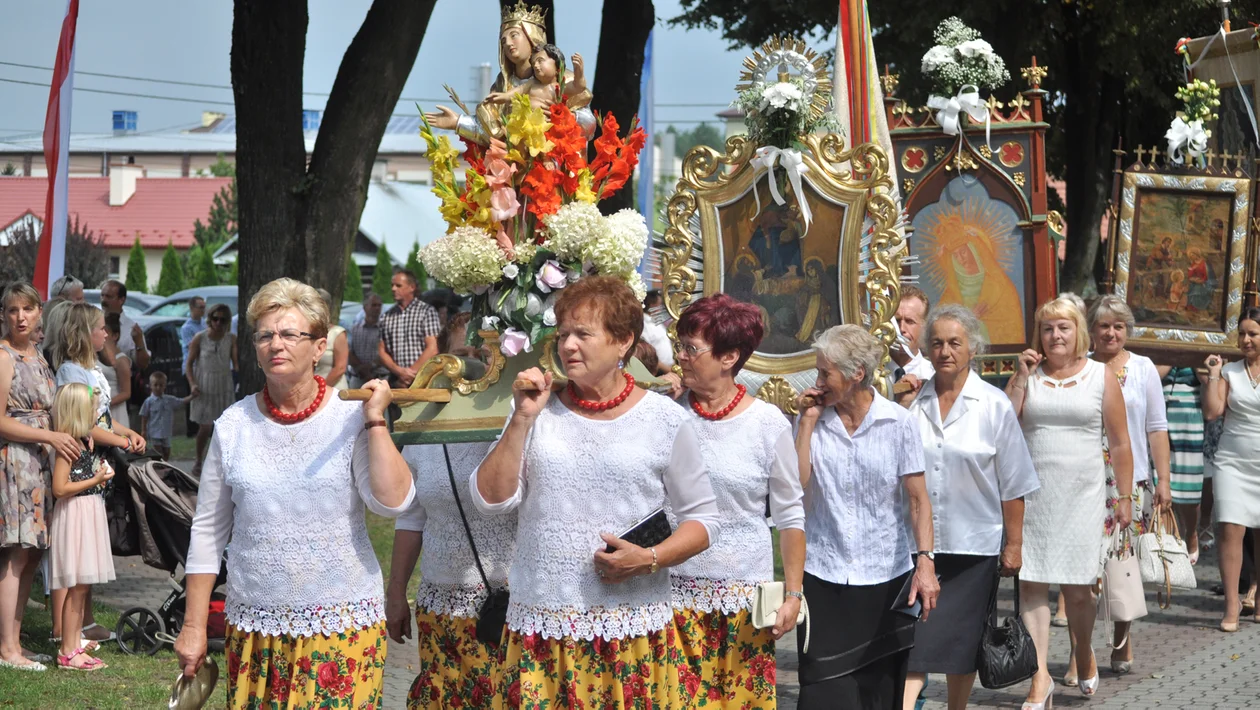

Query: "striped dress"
<box><xmin>1162</xmin><ymin>367</ymin><xmax>1204</xmax><ymax>504</ymax></box>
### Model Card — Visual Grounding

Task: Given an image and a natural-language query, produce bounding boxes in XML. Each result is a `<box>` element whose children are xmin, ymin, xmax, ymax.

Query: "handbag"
<box><xmin>975</xmin><ymin>573</ymin><xmax>1038</xmax><ymax>690</ymax></box>
<box><xmin>1138</xmin><ymin>509</ymin><xmax>1197</xmax><ymax>608</ymax></box>
<box><xmin>442</xmin><ymin>445</ymin><xmax>510</xmax><ymax>647</ymax></box>
<box><xmin>751</xmin><ymin>581</ymin><xmax>810</xmax><ymax>653</ymax></box>
<box><xmin>1098</xmin><ymin>530</ymin><xmax>1148</xmax><ymax>633</ymax></box>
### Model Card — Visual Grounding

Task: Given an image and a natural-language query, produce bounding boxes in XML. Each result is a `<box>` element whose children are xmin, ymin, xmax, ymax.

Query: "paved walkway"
<box><xmin>104</xmin><ymin>465</ymin><xmax>1258</xmax><ymax>708</ymax></box>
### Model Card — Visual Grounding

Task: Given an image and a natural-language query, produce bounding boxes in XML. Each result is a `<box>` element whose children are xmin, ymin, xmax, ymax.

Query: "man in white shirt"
<box><xmin>891</xmin><ymin>285</ymin><xmax>934</xmax><ymax>391</ymax></box>
<box><xmin>99</xmin><ymin>279</ymin><xmax>150</xmax><ymax>371</ymax></box>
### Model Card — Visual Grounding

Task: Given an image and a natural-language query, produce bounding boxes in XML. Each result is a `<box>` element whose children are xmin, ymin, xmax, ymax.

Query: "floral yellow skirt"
<box><xmin>672</xmin><ymin>607</ymin><xmax>777</xmax><ymax>708</ymax></box>
<box><xmin>224</xmin><ymin>621</ymin><xmax>388</xmax><ymax>709</ymax></box>
<box><xmin>408</xmin><ymin>608</ymin><xmax>497</xmax><ymax>709</ymax></box>
<box><xmin>493</xmin><ymin>625</ymin><xmax>681</xmax><ymax>709</ymax></box>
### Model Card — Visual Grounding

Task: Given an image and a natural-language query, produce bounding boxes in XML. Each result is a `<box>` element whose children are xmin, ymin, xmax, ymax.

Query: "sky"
<box><xmin>0</xmin><ymin>0</ymin><xmax>837</xmax><ymax>139</ymax></box>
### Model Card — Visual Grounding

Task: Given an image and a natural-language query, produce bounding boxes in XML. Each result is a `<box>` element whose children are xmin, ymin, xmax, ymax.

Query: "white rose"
<box><xmin>956</xmin><ymin>39</ymin><xmax>994</xmax><ymax>59</ymax></box>
<box><xmin>502</xmin><ymin>263</ymin><xmax>519</xmax><ymax>279</ymax></box>
<box><xmin>543</xmin><ymin>307</ymin><xmax>556</xmax><ymax>327</ymax></box>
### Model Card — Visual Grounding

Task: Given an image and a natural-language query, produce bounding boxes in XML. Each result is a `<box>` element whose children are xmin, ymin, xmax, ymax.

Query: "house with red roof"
<box><xmin>0</xmin><ymin>166</ymin><xmax>232</xmax><ymax>290</ymax></box>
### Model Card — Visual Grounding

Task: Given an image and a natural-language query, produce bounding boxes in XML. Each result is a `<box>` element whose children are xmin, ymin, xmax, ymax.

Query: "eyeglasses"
<box><xmin>251</xmin><ymin>329</ymin><xmax>315</xmax><ymax>346</ymax></box>
<box><xmin>208</xmin><ymin>316</ymin><xmax>228</xmax><ymax>324</ymax></box>
<box><xmin>672</xmin><ymin>341</ymin><xmax>713</xmax><ymax>359</ymax></box>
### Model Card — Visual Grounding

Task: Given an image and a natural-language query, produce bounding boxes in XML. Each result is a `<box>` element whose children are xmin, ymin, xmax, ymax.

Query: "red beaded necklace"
<box><xmin>691</xmin><ymin>384</ymin><xmax>747</xmax><ymax>421</ymax></box>
<box><xmin>569</xmin><ymin>372</ymin><xmax>635</xmax><ymax>412</ymax></box>
<box><xmin>263</xmin><ymin>375</ymin><xmax>327</xmax><ymax>424</ymax></box>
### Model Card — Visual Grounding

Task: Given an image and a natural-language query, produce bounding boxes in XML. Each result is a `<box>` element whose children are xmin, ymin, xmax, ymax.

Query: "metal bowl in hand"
<box><xmin>168</xmin><ymin>654</ymin><xmax>219</xmax><ymax>710</ymax></box>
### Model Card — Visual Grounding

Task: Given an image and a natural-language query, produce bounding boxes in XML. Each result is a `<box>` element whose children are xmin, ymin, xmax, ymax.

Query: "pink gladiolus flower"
<box><xmin>494</xmin><ymin>225</ymin><xmax>516</xmax><ymax>260</ymax></box>
<box><xmin>486</xmin><ymin>157</ymin><xmax>517</xmax><ymax>189</ymax></box>
<box><xmin>491</xmin><ymin>187</ymin><xmax>520</xmax><ymax>222</ymax></box>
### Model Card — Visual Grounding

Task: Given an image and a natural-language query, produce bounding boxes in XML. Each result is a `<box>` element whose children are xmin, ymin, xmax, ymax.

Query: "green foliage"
<box><xmin>155</xmin><ymin>241</ymin><xmax>185</xmax><ymax>296</ymax></box>
<box><xmin>193</xmin><ymin>179</ymin><xmax>237</xmax><ymax>249</ymax></box>
<box><xmin>344</xmin><ymin>254</ymin><xmax>364</xmax><ymax>302</ymax></box>
<box><xmin>188</xmin><ymin>243</ymin><xmax>219</xmax><ymax>287</ymax></box>
<box><xmin>1</xmin><ymin>162</ymin><xmax>16</xmax><ymax>176</ymax></box>
<box><xmin>227</xmin><ymin>257</ymin><xmax>239</xmax><ymax>285</ymax></box>
<box><xmin>405</xmin><ymin>240</ymin><xmax>428</xmax><ymax>291</ymax></box>
<box><xmin>124</xmin><ymin>237</ymin><xmax>148</xmax><ymax>294</ymax></box>
<box><xmin>208</xmin><ymin>153</ymin><xmax>236</xmax><ymax>177</ymax></box>
<box><xmin>0</xmin><ymin>218</ymin><xmax>109</xmax><ymax>287</ymax></box>
<box><xmin>668</xmin><ymin>123</ymin><xmax>724</xmax><ymax>159</ymax></box>
<box><xmin>372</xmin><ymin>241</ymin><xmax>395</xmax><ymax>303</ymax></box>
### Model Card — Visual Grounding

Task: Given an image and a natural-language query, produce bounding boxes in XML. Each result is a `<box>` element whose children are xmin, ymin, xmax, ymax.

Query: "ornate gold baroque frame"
<box><xmin>660</xmin><ymin>132</ymin><xmax>905</xmax><ymax>411</ymax></box>
<box><xmin>1113</xmin><ymin>170</ymin><xmax>1254</xmax><ymax>357</ymax></box>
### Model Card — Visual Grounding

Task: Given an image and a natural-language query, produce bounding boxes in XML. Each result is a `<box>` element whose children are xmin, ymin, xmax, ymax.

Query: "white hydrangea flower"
<box><xmin>593</xmin><ymin>209</ymin><xmax>649</xmax><ymax>277</ymax></box>
<box><xmin>543</xmin><ymin>202</ymin><xmax>606</xmax><ymax>263</ymax></box>
<box><xmin>418</xmin><ymin>226</ymin><xmax>508</xmax><ymax>295</ymax></box>
<box><xmin>625</xmin><ymin>271</ymin><xmax>647</xmax><ymax>303</ymax></box>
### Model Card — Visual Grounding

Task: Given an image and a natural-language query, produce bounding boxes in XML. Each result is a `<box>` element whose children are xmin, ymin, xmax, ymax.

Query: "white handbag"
<box><xmin>751</xmin><ymin>581</ymin><xmax>810</xmax><ymax>653</ymax></box>
<box><xmin>1138</xmin><ymin>509</ymin><xmax>1197</xmax><ymax>607</ymax></box>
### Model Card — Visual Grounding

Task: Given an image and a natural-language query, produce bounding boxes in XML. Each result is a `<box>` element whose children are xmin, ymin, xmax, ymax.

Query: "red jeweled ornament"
<box><xmin>569</xmin><ymin>372</ymin><xmax>635</xmax><ymax>411</ymax></box>
<box><xmin>264</xmin><ymin>375</ymin><xmax>327</xmax><ymax>424</ymax></box>
<box><xmin>691</xmin><ymin>384</ymin><xmax>747</xmax><ymax>421</ymax></box>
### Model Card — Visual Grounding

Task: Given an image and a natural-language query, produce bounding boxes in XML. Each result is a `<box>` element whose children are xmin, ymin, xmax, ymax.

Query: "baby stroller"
<box><xmin>105</xmin><ymin>451</ymin><xmax>228</xmax><ymax>656</ymax></box>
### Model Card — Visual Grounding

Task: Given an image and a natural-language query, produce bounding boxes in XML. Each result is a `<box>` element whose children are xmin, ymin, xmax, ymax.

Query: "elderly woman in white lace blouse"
<box><xmin>670</xmin><ymin>293</ymin><xmax>805</xmax><ymax>707</ymax></box>
<box><xmin>795</xmin><ymin>324</ymin><xmax>939</xmax><ymax>710</ymax></box>
<box><xmin>472</xmin><ymin>276</ymin><xmax>720</xmax><ymax>708</ymax></box>
<box><xmin>386</xmin><ymin>441</ymin><xmax>517</xmax><ymax>710</ymax></box>
<box><xmin>175</xmin><ymin>278</ymin><xmax>414</xmax><ymax>709</ymax></box>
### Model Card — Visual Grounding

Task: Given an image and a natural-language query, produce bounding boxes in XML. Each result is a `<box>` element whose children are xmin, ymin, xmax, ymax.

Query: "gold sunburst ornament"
<box><xmin>736</xmin><ymin>37</ymin><xmax>833</xmax><ymax>123</ymax></box>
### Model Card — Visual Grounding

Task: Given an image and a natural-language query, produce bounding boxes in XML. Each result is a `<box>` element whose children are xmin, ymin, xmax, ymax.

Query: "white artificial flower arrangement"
<box><xmin>733</xmin><ymin>75</ymin><xmax>840</xmax><ymax>150</ymax></box>
<box><xmin>920</xmin><ymin>17</ymin><xmax>1010</xmax><ymax>97</ymax></box>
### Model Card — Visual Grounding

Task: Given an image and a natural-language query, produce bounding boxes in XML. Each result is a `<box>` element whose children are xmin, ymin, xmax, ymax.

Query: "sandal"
<box><xmin>0</xmin><ymin>657</ymin><xmax>47</xmax><ymax>672</ymax></box>
<box><xmin>82</xmin><ymin>623</ymin><xmax>117</xmax><ymax>643</ymax></box>
<box><xmin>22</xmin><ymin>650</ymin><xmax>53</xmax><ymax>664</ymax></box>
<box><xmin>56</xmin><ymin>648</ymin><xmax>106</xmax><ymax>672</ymax></box>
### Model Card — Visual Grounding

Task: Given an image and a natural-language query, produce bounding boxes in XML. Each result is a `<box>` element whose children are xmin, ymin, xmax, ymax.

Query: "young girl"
<box><xmin>48</xmin><ymin>383</ymin><xmax>115</xmax><ymax>671</ymax></box>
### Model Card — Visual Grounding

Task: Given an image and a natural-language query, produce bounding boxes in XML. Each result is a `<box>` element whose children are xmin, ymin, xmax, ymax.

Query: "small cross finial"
<box><xmin>1148</xmin><ymin>146</ymin><xmax>1162</xmax><ymax>164</ymax></box>
<box><xmin>1133</xmin><ymin>146</ymin><xmax>1148</xmax><ymax>164</ymax></box>
<box><xmin>1206</xmin><ymin>149</ymin><xmax>1218</xmax><ymax>167</ymax></box>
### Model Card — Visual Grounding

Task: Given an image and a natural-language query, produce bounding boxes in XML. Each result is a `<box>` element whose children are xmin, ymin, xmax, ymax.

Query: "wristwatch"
<box><xmin>917</xmin><ymin>550</ymin><xmax>935</xmax><ymax>561</ymax></box>
<box><xmin>786</xmin><ymin>590</ymin><xmax>805</xmax><ymax>601</ymax></box>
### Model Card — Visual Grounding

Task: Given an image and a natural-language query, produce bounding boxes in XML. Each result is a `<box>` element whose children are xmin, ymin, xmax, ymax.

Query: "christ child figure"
<box><xmin>486</xmin><ymin>44</ymin><xmax>587</xmax><ymax>109</ymax></box>
<box><xmin>1168</xmin><ymin>269</ymin><xmax>1188</xmax><ymax>309</ymax></box>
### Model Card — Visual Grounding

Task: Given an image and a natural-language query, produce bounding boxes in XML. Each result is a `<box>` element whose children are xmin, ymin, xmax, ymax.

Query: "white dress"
<box><xmin>1210</xmin><ymin>361</ymin><xmax>1260</xmax><ymax>527</ymax></box>
<box><xmin>315</xmin><ymin>325</ymin><xmax>350</xmax><ymax>390</ymax></box>
<box><xmin>1020</xmin><ymin>359</ymin><xmax>1107</xmax><ymax>585</ymax></box>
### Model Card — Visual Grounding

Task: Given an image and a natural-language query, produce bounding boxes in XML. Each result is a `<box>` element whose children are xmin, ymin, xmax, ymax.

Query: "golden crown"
<box><xmin>502</xmin><ymin>1</ymin><xmax>547</xmax><ymax>29</ymax></box>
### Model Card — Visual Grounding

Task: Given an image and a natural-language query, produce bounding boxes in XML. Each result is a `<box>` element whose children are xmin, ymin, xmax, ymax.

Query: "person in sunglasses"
<box><xmin>185</xmin><ymin>303</ymin><xmax>237</xmax><ymax>476</ymax></box>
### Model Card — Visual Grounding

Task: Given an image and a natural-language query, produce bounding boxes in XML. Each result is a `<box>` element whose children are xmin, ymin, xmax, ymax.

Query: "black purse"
<box><xmin>975</xmin><ymin>572</ymin><xmax>1038</xmax><ymax>689</ymax></box>
<box><xmin>442</xmin><ymin>444</ymin><xmax>509</xmax><ymax>647</ymax></box>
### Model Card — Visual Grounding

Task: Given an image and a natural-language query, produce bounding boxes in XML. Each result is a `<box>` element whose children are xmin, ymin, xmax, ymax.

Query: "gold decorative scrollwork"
<box><xmin>412</xmin><ymin>329</ymin><xmax>507</xmax><ymax>396</ymax></box>
<box><xmin>756</xmin><ymin>376</ymin><xmax>801</xmax><ymax>416</ymax></box>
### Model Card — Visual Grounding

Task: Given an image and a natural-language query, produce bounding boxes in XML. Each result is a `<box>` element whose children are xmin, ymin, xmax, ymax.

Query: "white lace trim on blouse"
<box><xmin>414</xmin><ymin>581</ymin><xmax>494</xmax><ymax>619</ymax></box>
<box><xmin>225</xmin><ymin>596</ymin><xmax>384</xmax><ymax>637</ymax></box>
<box><xmin>507</xmin><ymin>601</ymin><xmax>674</xmax><ymax>642</ymax></box>
<box><xmin>670</xmin><ymin>576</ymin><xmax>760</xmax><ymax>614</ymax></box>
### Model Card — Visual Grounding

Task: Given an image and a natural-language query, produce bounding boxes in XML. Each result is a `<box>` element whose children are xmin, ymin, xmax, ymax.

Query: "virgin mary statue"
<box><xmin>424</xmin><ymin>1</ymin><xmax>596</xmax><ymax>144</ymax></box>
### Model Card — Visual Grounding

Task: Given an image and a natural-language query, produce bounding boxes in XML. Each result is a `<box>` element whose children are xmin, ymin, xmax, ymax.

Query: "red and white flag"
<box><xmin>34</xmin><ymin>0</ymin><xmax>80</xmax><ymax>299</ymax></box>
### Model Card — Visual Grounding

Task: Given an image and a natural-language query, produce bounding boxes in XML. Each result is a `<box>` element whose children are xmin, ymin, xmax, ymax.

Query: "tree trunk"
<box><xmin>591</xmin><ymin>0</ymin><xmax>655</xmax><ymax>215</ymax></box>
<box><xmin>232</xmin><ymin>0</ymin><xmax>433</xmax><ymax>395</ymax></box>
<box><xmin>498</xmin><ymin>0</ymin><xmax>556</xmax><ymax>47</ymax></box>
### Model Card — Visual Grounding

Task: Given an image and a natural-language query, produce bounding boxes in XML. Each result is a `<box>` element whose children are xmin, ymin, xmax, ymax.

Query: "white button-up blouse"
<box><xmin>1116</xmin><ymin>353</ymin><xmax>1168</xmax><ymax>485</ymax></box>
<box><xmin>909</xmin><ymin>371</ymin><xmax>1041</xmax><ymax>557</ymax></box>
<box><xmin>801</xmin><ymin>392</ymin><xmax>925</xmax><ymax>586</ymax></box>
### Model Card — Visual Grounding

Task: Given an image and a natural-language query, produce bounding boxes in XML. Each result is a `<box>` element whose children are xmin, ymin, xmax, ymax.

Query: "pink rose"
<box><xmin>500</xmin><ymin>327</ymin><xmax>532</xmax><ymax>357</ymax></box>
<box><xmin>490</xmin><ymin>187</ymin><xmax>520</xmax><ymax>222</ymax></box>
<box><xmin>494</xmin><ymin>226</ymin><xmax>516</xmax><ymax>260</ymax></box>
<box><xmin>485</xmin><ymin>158</ymin><xmax>517</xmax><ymax>189</ymax></box>
<box><xmin>535</xmin><ymin>260</ymin><xmax>568</xmax><ymax>293</ymax></box>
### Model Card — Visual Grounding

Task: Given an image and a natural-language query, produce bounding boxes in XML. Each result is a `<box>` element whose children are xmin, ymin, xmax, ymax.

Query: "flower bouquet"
<box><xmin>418</xmin><ymin>95</ymin><xmax>648</xmax><ymax>356</ymax></box>
<box><xmin>921</xmin><ymin>17</ymin><xmax>1009</xmax><ymax>136</ymax></box>
<box><xmin>733</xmin><ymin>76</ymin><xmax>839</xmax><ymax>150</ymax></box>
<box><xmin>1165</xmin><ymin>78</ymin><xmax>1220</xmax><ymax>165</ymax></box>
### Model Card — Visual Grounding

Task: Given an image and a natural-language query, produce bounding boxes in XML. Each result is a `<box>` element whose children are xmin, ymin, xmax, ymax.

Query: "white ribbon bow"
<box><xmin>1165</xmin><ymin>116</ymin><xmax>1209</xmax><ymax>164</ymax></box>
<box><xmin>927</xmin><ymin>85</ymin><xmax>991</xmax><ymax>146</ymax></box>
<box><xmin>749</xmin><ymin>146</ymin><xmax>812</xmax><ymax>232</ymax></box>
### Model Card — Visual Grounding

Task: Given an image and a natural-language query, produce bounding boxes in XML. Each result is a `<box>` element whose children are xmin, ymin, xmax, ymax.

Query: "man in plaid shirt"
<box><xmin>378</xmin><ymin>270</ymin><xmax>441</xmax><ymax>386</ymax></box>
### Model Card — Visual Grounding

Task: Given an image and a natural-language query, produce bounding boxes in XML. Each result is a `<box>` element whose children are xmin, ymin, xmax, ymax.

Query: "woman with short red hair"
<box><xmin>671</xmin><ymin>293</ymin><xmax>806</xmax><ymax>707</ymax></box>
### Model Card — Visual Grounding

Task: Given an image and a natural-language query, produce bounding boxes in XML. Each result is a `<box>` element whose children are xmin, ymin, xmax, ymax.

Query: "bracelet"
<box><xmin>786</xmin><ymin>590</ymin><xmax>804</xmax><ymax>600</ymax></box>
<box><xmin>1209</xmin><ymin>375</ymin><xmax>1220</xmax><ymax>382</ymax></box>
<box><xmin>648</xmin><ymin>547</ymin><xmax>659</xmax><ymax>575</ymax></box>
<box><xmin>364</xmin><ymin>420</ymin><xmax>388</xmax><ymax>430</ymax></box>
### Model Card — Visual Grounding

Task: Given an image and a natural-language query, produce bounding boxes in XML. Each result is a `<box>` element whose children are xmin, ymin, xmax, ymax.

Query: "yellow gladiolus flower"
<box><xmin>574</xmin><ymin>170</ymin><xmax>597</xmax><ymax>204</ymax></box>
<box><xmin>505</xmin><ymin>93</ymin><xmax>553</xmax><ymax>157</ymax></box>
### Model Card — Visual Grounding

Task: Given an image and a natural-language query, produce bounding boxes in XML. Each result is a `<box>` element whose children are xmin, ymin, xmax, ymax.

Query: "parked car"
<box><xmin>129</xmin><ymin>315</ymin><xmax>190</xmax><ymax>408</ymax></box>
<box><xmin>83</xmin><ymin>289</ymin><xmax>162</xmax><ymax>318</ymax></box>
<box><xmin>142</xmin><ymin>285</ymin><xmax>239</xmax><ymax>320</ymax></box>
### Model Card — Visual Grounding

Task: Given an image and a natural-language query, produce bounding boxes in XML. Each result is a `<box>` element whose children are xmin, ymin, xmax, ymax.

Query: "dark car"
<box><xmin>129</xmin><ymin>315</ymin><xmax>189</xmax><ymax>408</ymax></box>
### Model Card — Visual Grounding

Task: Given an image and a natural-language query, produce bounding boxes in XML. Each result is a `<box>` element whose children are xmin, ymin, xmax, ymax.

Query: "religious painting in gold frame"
<box><xmin>1112</xmin><ymin>169</ymin><xmax>1254</xmax><ymax>358</ymax></box>
<box><xmin>658</xmin><ymin>131</ymin><xmax>905</xmax><ymax>401</ymax></box>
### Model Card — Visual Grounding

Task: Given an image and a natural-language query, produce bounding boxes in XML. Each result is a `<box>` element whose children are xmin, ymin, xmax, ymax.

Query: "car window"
<box><xmin>152</xmin><ymin>301</ymin><xmax>190</xmax><ymax>318</ymax></box>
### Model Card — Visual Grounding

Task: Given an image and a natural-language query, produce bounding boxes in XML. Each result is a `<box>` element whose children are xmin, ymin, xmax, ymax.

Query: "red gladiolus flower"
<box><xmin>547</xmin><ymin>103</ymin><xmax>588</xmax><ymax>189</ymax></box>
<box><xmin>462</xmin><ymin>138</ymin><xmax>487</xmax><ymax>174</ymax></box>
<box><xmin>521</xmin><ymin>161</ymin><xmax>562</xmax><ymax>222</ymax></box>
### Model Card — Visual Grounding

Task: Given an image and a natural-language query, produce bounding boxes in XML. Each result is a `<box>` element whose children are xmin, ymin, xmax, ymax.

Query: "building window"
<box><xmin>302</xmin><ymin>110</ymin><xmax>322</xmax><ymax>131</ymax></box>
<box><xmin>109</xmin><ymin>256</ymin><xmax>121</xmax><ymax>278</ymax></box>
<box><xmin>112</xmin><ymin>111</ymin><xmax>137</xmax><ymax>132</ymax></box>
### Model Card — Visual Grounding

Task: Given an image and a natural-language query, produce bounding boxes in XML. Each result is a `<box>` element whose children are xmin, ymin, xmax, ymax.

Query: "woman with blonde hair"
<box><xmin>1005</xmin><ymin>296</ymin><xmax>1133</xmax><ymax>707</ymax></box>
<box><xmin>51</xmin><ymin>302</ymin><xmax>145</xmax><ymax>453</ymax></box>
<box><xmin>175</xmin><ymin>278</ymin><xmax>414</xmax><ymax>708</ymax></box>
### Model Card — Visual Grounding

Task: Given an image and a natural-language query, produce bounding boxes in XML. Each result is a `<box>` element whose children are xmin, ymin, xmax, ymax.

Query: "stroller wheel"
<box><xmin>116</xmin><ymin>607</ymin><xmax>166</xmax><ymax>656</ymax></box>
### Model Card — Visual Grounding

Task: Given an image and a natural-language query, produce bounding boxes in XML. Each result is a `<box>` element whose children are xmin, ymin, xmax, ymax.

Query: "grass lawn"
<box><xmin>0</xmin><ymin>600</ymin><xmax>211</xmax><ymax>708</ymax></box>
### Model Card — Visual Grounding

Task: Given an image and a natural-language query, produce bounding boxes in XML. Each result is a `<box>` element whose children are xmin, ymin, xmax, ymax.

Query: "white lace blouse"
<box><xmin>471</xmin><ymin>391</ymin><xmax>721</xmax><ymax>641</ymax></box>
<box><xmin>185</xmin><ymin>396</ymin><xmax>416</xmax><ymax>637</ymax></box>
<box><xmin>670</xmin><ymin>398</ymin><xmax>804</xmax><ymax>614</ymax></box>
<box><xmin>395</xmin><ymin>443</ymin><xmax>517</xmax><ymax>619</ymax></box>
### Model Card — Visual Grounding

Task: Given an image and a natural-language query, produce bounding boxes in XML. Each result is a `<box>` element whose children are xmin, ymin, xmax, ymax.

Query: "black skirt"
<box><xmin>907</xmin><ymin>553</ymin><xmax>998</xmax><ymax>675</ymax></box>
<box><xmin>797</xmin><ymin>570</ymin><xmax>917</xmax><ymax>710</ymax></box>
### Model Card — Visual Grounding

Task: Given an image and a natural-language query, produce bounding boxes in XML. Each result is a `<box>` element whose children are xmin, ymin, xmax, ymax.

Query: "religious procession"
<box><xmin>2</xmin><ymin>1</ymin><xmax>1260</xmax><ymax>709</ymax></box>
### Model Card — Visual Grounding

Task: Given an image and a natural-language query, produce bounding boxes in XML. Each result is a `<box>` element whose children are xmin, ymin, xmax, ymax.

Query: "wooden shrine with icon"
<box><xmin>883</xmin><ymin>55</ymin><xmax>1059</xmax><ymax>379</ymax></box>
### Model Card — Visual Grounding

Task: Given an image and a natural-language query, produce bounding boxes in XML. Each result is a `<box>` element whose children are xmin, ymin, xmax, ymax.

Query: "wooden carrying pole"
<box><xmin>338</xmin><ymin>389</ymin><xmax>452</xmax><ymax>403</ymax></box>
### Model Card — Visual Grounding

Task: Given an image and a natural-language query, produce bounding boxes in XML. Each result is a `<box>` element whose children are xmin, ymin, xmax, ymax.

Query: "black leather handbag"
<box><xmin>975</xmin><ymin>572</ymin><xmax>1038</xmax><ymax>689</ymax></box>
<box><xmin>442</xmin><ymin>445</ymin><xmax>509</xmax><ymax>647</ymax></box>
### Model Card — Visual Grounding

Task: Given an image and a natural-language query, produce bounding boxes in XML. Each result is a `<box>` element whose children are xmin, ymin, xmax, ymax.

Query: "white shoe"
<box><xmin>1080</xmin><ymin>674</ymin><xmax>1100</xmax><ymax>696</ymax></box>
<box><xmin>1022</xmin><ymin>680</ymin><xmax>1055</xmax><ymax>710</ymax></box>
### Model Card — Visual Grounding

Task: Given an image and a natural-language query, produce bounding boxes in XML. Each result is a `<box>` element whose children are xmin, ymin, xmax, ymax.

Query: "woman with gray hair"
<box><xmin>795</xmin><ymin>324</ymin><xmax>939</xmax><ymax>710</ymax></box>
<box><xmin>1086</xmin><ymin>294</ymin><xmax>1170</xmax><ymax>674</ymax></box>
<box><xmin>901</xmin><ymin>305</ymin><xmax>1039</xmax><ymax>710</ymax></box>
<box><xmin>48</xmin><ymin>276</ymin><xmax>84</xmax><ymax>303</ymax></box>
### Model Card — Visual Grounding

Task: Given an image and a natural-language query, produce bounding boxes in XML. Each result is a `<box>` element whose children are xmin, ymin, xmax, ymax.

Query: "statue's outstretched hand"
<box><xmin>424</xmin><ymin>105</ymin><xmax>459</xmax><ymax>130</ymax></box>
<box><xmin>571</xmin><ymin>53</ymin><xmax>585</xmax><ymax>81</ymax></box>
<box><xmin>484</xmin><ymin>92</ymin><xmax>512</xmax><ymax>105</ymax></box>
